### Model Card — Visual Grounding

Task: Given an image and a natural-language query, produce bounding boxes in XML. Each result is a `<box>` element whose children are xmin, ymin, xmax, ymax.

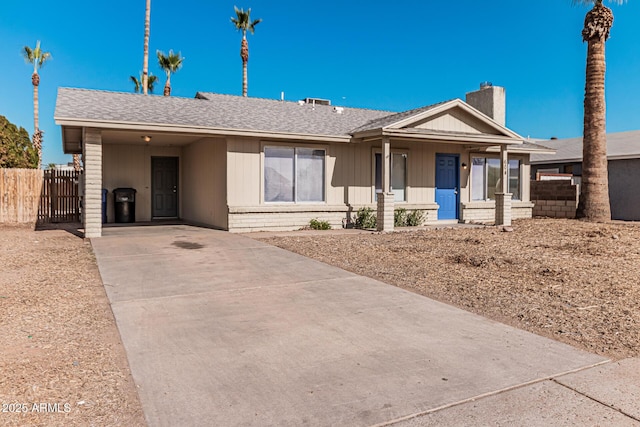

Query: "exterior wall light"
<box><xmin>462</xmin><ymin>162</ymin><xmax>468</xmax><ymax>170</ymax></box>
<box><xmin>141</xmin><ymin>135</ymin><xmax>152</xmax><ymax>143</ymax></box>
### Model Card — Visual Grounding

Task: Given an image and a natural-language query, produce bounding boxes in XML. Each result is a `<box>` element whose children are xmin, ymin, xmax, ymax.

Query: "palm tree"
<box><xmin>23</xmin><ymin>41</ymin><xmax>51</xmax><ymax>169</ymax></box>
<box><xmin>142</xmin><ymin>0</ymin><xmax>151</xmax><ymax>95</ymax></box>
<box><xmin>131</xmin><ymin>73</ymin><xmax>158</xmax><ymax>93</ymax></box>
<box><xmin>156</xmin><ymin>50</ymin><xmax>184</xmax><ymax>96</ymax></box>
<box><xmin>574</xmin><ymin>0</ymin><xmax>625</xmax><ymax>222</ymax></box>
<box><xmin>231</xmin><ymin>6</ymin><xmax>261</xmax><ymax>97</ymax></box>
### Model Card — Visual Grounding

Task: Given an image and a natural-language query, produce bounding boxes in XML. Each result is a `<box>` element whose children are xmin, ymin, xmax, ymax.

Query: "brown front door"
<box><xmin>152</xmin><ymin>157</ymin><xmax>178</xmax><ymax>218</ymax></box>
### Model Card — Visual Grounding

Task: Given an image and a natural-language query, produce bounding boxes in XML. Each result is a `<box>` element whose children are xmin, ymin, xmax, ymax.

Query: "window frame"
<box><xmin>373</xmin><ymin>149</ymin><xmax>408</xmax><ymax>203</ymax></box>
<box><xmin>263</xmin><ymin>145</ymin><xmax>327</xmax><ymax>204</ymax></box>
<box><xmin>470</xmin><ymin>155</ymin><xmax>522</xmax><ymax>201</ymax></box>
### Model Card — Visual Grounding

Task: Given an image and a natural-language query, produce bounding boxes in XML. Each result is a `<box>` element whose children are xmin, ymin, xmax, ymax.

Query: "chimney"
<box><xmin>465</xmin><ymin>82</ymin><xmax>506</xmax><ymax>126</ymax></box>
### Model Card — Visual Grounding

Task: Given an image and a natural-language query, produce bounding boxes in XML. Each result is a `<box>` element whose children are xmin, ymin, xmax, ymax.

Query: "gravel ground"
<box><xmin>0</xmin><ymin>225</ymin><xmax>145</xmax><ymax>427</ymax></box>
<box><xmin>257</xmin><ymin>218</ymin><xmax>640</xmax><ymax>361</ymax></box>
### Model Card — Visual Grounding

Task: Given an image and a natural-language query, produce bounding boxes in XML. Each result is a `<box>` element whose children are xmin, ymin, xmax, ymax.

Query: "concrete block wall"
<box><xmin>83</xmin><ymin>129</ymin><xmax>102</xmax><ymax>238</ymax></box>
<box><xmin>461</xmin><ymin>202</ymin><xmax>534</xmax><ymax>224</ymax></box>
<box><xmin>461</xmin><ymin>206</ymin><xmax>495</xmax><ymax>223</ymax></box>
<box><xmin>531</xmin><ymin>180</ymin><xmax>578</xmax><ymax>219</ymax></box>
<box><xmin>228</xmin><ymin>211</ymin><xmax>347</xmax><ymax>232</ymax></box>
<box><xmin>420</xmin><ymin>208</ymin><xmax>439</xmax><ymax>224</ymax></box>
<box><xmin>376</xmin><ymin>193</ymin><xmax>395</xmax><ymax>231</ymax></box>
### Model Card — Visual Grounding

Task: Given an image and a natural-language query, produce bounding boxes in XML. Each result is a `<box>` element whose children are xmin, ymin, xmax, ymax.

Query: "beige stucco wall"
<box><xmin>102</xmin><ymin>144</ymin><xmax>181</xmax><ymax>222</ymax></box>
<box><xmin>182</xmin><ymin>138</ymin><xmax>228</xmax><ymax>229</ymax></box>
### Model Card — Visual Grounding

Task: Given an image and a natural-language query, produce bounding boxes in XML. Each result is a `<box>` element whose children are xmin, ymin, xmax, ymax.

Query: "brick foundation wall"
<box><xmin>530</xmin><ymin>180</ymin><xmax>578</xmax><ymax>219</ymax></box>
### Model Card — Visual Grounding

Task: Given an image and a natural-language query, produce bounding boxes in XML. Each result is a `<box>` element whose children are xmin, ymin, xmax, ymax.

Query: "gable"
<box><xmin>407</xmin><ymin>107</ymin><xmax>501</xmax><ymax>135</ymax></box>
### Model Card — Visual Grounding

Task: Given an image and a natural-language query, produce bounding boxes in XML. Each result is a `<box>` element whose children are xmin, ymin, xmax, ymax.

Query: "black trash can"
<box><xmin>102</xmin><ymin>189</ymin><xmax>108</xmax><ymax>224</ymax></box>
<box><xmin>113</xmin><ymin>188</ymin><xmax>136</xmax><ymax>223</ymax></box>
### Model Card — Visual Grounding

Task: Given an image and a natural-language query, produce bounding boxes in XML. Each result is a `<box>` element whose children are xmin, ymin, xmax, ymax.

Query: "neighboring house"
<box><xmin>531</xmin><ymin>131</ymin><xmax>640</xmax><ymax>221</ymax></box>
<box><xmin>54</xmin><ymin>84</ymin><xmax>550</xmax><ymax>237</ymax></box>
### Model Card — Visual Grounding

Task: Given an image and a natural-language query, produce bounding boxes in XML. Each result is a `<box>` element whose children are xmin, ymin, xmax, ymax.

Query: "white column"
<box><xmin>382</xmin><ymin>137</ymin><xmax>391</xmax><ymax>193</ymax></box>
<box><xmin>83</xmin><ymin>128</ymin><xmax>103</xmax><ymax>238</ymax></box>
<box><xmin>377</xmin><ymin>137</ymin><xmax>394</xmax><ymax>231</ymax></box>
<box><xmin>495</xmin><ymin>145</ymin><xmax>512</xmax><ymax>226</ymax></box>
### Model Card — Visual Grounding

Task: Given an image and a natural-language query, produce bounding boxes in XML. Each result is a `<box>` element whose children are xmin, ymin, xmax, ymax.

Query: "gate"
<box><xmin>38</xmin><ymin>170</ymin><xmax>81</xmax><ymax>223</ymax></box>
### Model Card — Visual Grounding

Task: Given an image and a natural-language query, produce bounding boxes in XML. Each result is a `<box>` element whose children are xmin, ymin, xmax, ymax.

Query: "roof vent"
<box><xmin>333</xmin><ymin>107</ymin><xmax>344</xmax><ymax>114</ymax></box>
<box><xmin>302</xmin><ymin>97</ymin><xmax>331</xmax><ymax>106</ymax></box>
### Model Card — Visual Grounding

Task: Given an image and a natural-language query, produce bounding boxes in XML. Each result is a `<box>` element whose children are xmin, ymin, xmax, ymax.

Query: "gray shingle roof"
<box><xmin>55</xmin><ymin>88</ymin><xmax>393</xmax><ymax>137</ymax></box>
<box><xmin>530</xmin><ymin>131</ymin><xmax>640</xmax><ymax>163</ymax></box>
<box><xmin>350</xmin><ymin>100</ymin><xmax>451</xmax><ymax>133</ymax></box>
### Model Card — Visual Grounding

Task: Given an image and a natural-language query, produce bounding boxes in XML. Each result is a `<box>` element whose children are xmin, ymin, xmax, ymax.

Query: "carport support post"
<box><xmin>377</xmin><ymin>137</ymin><xmax>394</xmax><ymax>232</ymax></box>
<box><xmin>83</xmin><ymin>128</ymin><xmax>103</xmax><ymax>238</ymax></box>
<box><xmin>495</xmin><ymin>145</ymin><xmax>512</xmax><ymax>226</ymax></box>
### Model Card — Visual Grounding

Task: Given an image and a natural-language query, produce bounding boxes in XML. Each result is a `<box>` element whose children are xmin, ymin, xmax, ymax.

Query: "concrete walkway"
<box><xmin>91</xmin><ymin>225</ymin><xmax>639</xmax><ymax>426</ymax></box>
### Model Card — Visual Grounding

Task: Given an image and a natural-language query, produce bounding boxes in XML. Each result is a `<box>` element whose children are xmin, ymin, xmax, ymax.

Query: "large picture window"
<box><xmin>375</xmin><ymin>152</ymin><xmax>407</xmax><ymax>202</ymax></box>
<box><xmin>471</xmin><ymin>157</ymin><xmax>520</xmax><ymax>201</ymax></box>
<box><xmin>264</xmin><ymin>147</ymin><xmax>325</xmax><ymax>203</ymax></box>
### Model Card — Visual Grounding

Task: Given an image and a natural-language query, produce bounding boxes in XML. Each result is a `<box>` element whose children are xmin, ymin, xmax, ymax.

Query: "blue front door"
<box><xmin>435</xmin><ymin>154</ymin><xmax>459</xmax><ymax>220</ymax></box>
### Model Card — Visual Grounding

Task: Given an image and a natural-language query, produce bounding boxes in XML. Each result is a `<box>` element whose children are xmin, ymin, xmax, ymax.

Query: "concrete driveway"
<box><xmin>92</xmin><ymin>225</ymin><xmax>616</xmax><ymax>426</ymax></box>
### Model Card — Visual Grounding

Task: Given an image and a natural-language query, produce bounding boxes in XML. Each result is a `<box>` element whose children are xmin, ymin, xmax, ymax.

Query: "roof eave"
<box><xmin>54</xmin><ymin>117</ymin><xmax>352</xmax><ymax>144</ymax></box>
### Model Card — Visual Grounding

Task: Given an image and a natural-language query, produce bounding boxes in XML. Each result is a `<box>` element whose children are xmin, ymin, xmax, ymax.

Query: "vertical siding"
<box><xmin>182</xmin><ymin>137</ymin><xmax>228</xmax><ymax>229</ymax></box>
<box><xmin>414</xmin><ymin>110</ymin><xmax>497</xmax><ymax>135</ymax></box>
<box><xmin>102</xmin><ymin>144</ymin><xmax>181</xmax><ymax>222</ymax></box>
<box><xmin>227</xmin><ymin>137</ymin><xmax>260</xmax><ymax>206</ymax></box>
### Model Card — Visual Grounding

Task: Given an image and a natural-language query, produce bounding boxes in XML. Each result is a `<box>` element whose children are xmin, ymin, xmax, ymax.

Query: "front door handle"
<box><xmin>454</xmin><ymin>187</ymin><xmax>458</xmax><ymax>195</ymax></box>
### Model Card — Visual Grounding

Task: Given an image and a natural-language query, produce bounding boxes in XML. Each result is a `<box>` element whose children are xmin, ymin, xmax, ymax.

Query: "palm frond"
<box><xmin>157</xmin><ymin>50</ymin><xmax>185</xmax><ymax>74</ymax></box>
<box><xmin>22</xmin><ymin>41</ymin><xmax>51</xmax><ymax>71</ymax></box>
<box><xmin>231</xmin><ymin>6</ymin><xmax>260</xmax><ymax>33</ymax></box>
<box><xmin>23</xmin><ymin>46</ymin><xmax>34</xmax><ymax>63</ymax></box>
<box><xmin>148</xmin><ymin>74</ymin><xmax>158</xmax><ymax>93</ymax></box>
<box><xmin>130</xmin><ymin>75</ymin><xmax>141</xmax><ymax>93</ymax></box>
<box><xmin>571</xmin><ymin>0</ymin><xmax>626</xmax><ymax>5</ymax></box>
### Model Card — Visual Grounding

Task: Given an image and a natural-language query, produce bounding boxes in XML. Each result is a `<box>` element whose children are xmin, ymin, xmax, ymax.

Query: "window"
<box><xmin>375</xmin><ymin>152</ymin><xmax>407</xmax><ymax>202</ymax></box>
<box><xmin>264</xmin><ymin>147</ymin><xmax>325</xmax><ymax>203</ymax></box>
<box><xmin>471</xmin><ymin>157</ymin><xmax>520</xmax><ymax>201</ymax></box>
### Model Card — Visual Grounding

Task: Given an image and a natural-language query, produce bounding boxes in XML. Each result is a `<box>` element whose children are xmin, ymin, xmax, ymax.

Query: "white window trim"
<box><xmin>372</xmin><ymin>149</ymin><xmax>409</xmax><ymax>203</ymax></box>
<box><xmin>470</xmin><ymin>155</ymin><xmax>522</xmax><ymax>201</ymax></box>
<box><xmin>261</xmin><ymin>143</ymin><xmax>328</xmax><ymax>204</ymax></box>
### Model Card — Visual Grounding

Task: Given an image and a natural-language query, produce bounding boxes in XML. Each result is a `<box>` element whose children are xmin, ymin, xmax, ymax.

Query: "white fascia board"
<box><xmin>484</xmin><ymin>146</ymin><xmax>557</xmax><ymax>155</ymax></box>
<box><xmin>54</xmin><ymin>118</ymin><xmax>351</xmax><ymax>144</ymax></box>
<box><xmin>383</xmin><ymin>99</ymin><xmax>524</xmax><ymax>140</ymax></box>
<box><xmin>384</xmin><ymin>100</ymin><xmax>459</xmax><ymax>129</ymax></box>
<box><xmin>382</xmin><ymin>129</ymin><xmax>523</xmax><ymax>145</ymax></box>
<box><xmin>531</xmin><ymin>154</ymin><xmax>640</xmax><ymax>164</ymax></box>
<box><xmin>530</xmin><ymin>158</ymin><xmax>582</xmax><ymax>164</ymax></box>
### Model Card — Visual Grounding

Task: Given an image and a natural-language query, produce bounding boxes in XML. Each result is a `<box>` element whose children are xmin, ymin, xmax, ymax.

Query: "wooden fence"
<box><xmin>0</xmin><ymin>168</ymin><xmax>44</xmax><ymax>224</ymax></box>
<box><xmin>38</xmin><ymin>170</ymin><xmax>81</xmax><ymax>224</ymax></box>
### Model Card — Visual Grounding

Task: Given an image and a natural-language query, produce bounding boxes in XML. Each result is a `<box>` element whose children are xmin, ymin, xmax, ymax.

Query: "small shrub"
<box><xmin>394</xmin><ymin>208</ymin><xmax>408</xmax><ymax>227</ymax></box>
<box><xmin>354</xmin><ymin>207</ymin><xmax>377</xmax><ymax>229</ymax></box>
<box><xmin>406</xmin><ymin>210</ymin><xmax>425</xmax><ymax>227</ymax></box>
<box><xmin>309</xmin><ymin>219</ymin><xmax>331</xmax><ymax>230</ymax></box>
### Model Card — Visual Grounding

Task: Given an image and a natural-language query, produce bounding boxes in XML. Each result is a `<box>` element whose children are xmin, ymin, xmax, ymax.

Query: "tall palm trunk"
<box><xmin>576</xmin><ymin>2</ymin><xmax>613</xmax><ymax>222</ymax></box>
<box><xmin>73</xmin><ymin>154</ymin><xmax>81</xmax><ymax>171</ymax></box>
<box><xmin>164</xmin><ymin>73</ymin><xmax>171</xmax><ymax>96</ymax></box>
<box><xmin>142</xmin><ymin>0</ymin><xmax>151</xmax><ymax>95</ymax></box>
<box><xmin>241</xmin><ymin>35</ymin><xmax>249</xmax><ymax>97</ymax></box>
<box><xmin>32</xmin><ymin>72</ymin><xmax>42</xmax><ymax>169</ymax></box>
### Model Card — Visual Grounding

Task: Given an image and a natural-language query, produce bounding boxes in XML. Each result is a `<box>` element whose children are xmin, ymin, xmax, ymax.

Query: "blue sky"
<box><xmin>1</xmin><ymin>0</ymin><xmax>639</xmax><ymax>166</ymax></box>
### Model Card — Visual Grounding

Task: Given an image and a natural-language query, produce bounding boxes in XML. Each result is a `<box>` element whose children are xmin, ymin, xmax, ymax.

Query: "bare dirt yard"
<box><xmin>257</xmin><ymin>218</ymin><xmax>640</xmax><ymax>361</ymax></box>
<box><xmin>0</xmin><ymin>225</ymin><xmax>145</xmax><ymax>427</ymax></box>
